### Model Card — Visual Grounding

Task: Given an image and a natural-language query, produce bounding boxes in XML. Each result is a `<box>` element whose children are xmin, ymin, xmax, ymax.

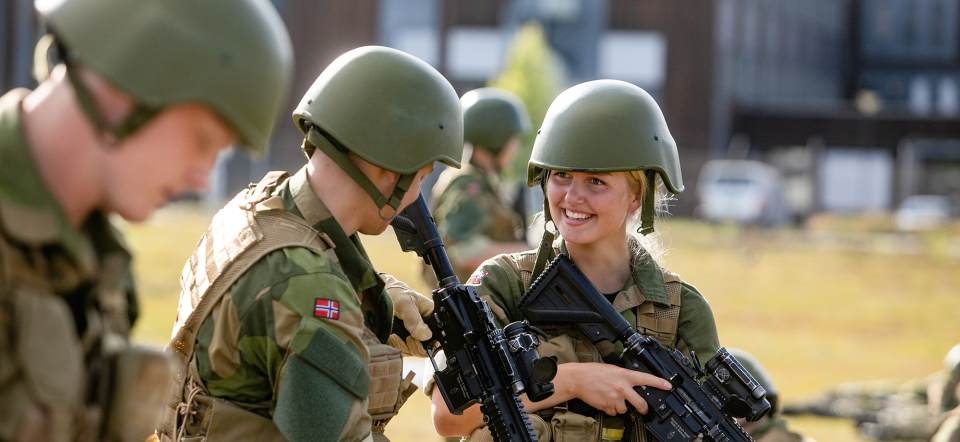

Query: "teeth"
<box><xmin>565</xmin><ymin>209</ymin><xmax>591</xmax><ymax>220</ymax></box>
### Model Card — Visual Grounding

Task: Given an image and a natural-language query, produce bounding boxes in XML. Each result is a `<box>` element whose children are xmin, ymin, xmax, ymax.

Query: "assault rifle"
<box><xmin>517</xmin><ymin>253</ymin><xmax>771</xmax><ymax>442</ymax></box>
<box><xmin>391</xmin><ymin>194</ymin><xmax>558</xmax><ymax>442</ymax></box>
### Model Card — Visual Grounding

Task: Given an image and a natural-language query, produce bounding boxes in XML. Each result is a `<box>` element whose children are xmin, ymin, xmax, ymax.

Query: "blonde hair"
<box><xmin>625</xmin><ymin>170</ymin><xmax>670</xmax><ymax>266</ymax></box>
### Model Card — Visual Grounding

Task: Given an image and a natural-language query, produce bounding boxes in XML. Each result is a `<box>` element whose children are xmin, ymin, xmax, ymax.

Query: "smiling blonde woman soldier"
<box><xmin>426</xmin><ymin>80</ymin><xmax>722</xmax><ymax>442</ymax></box>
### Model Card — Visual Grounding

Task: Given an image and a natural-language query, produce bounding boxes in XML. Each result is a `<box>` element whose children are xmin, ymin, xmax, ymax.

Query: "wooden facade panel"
<box><xmin>608</xmin><ymin>0</ymin><xmax>717</xmax><ymax>214</ymax></box>
<box><xmin>270</xmin><ymin>0</ymin><xmax>380</xmax><ymax>174</ymax></box>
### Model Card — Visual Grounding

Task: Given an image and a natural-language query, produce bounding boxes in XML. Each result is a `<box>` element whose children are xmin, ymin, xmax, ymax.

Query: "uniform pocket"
<box><xmin>551</xmin><ymin>409</ymin><xmax>599</xmax><ymax>442</ymax></box>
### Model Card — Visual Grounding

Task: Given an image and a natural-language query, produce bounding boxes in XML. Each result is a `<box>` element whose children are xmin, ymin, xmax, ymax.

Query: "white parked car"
<box><xmin>894</xmin><ymin>195</ymin><xmax>952</xmax><ymax>231</ymax></box>
<box><xmin>696</xmin><ymin>160</ymin><xmax>789</xmax><ymax>226</ymax></box>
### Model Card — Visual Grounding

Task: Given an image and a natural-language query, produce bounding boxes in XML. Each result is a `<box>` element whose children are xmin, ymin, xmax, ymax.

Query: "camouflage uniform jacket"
<box><xmin>168</xmin><ymin>167</ymin><xmax>399</xmax><ymax>442</ymax></box>
<box><xmin>425</xmin><ymin>237</ymin><xmax>721</xmax><ymax>442</ymax></box>
<box><xmin>932</xmin><ymin>406</ymin><xmax>960</xmax><ymax>442</ymax></box>
<box><xmin>431</xmin><ymin>162</ymin><xmax>524</xmax><ymax>282</ymax></box>
<box><xmin>0</xmin><ymin>89</ymin><xmax>137</xmax><ymax>441</ymax></box>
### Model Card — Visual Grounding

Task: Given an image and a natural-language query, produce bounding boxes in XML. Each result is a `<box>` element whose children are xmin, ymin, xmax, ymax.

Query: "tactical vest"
<box><xmin>0</xmin><ymin>87</ymin><xmax>166</xmax><ymax>442</ymax></box>
<box><xmin>466</xmin><ymin>249</ymin><xmax>684</xmax><ymax>442</ymax></box>
<box><xmin>158</xmin><ymin>172</ymin><xmax>411</xmax><ymax>442</ymax></box>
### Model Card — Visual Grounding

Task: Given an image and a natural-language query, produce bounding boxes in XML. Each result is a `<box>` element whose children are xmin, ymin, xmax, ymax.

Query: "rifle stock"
<box><xmin>518</xmin><ymin>254</ymin><xmax>771</xmax><ymax>442</ymax></box>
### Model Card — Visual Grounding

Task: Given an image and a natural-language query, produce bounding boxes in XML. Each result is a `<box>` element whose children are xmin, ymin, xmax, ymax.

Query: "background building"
<box><xmin>4</xmin><ymin>0</ymin><xmax>958</xmax><ymax>218</ymax></box>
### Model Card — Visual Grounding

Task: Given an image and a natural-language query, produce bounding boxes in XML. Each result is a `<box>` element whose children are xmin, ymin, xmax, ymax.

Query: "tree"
<box><xmin>488</xmin><ymin>21</ymin><xmax>561</xmax><ymax>181</ymax></box>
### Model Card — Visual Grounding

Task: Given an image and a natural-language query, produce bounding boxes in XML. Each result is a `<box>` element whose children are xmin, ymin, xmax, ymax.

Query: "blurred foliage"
<box><xmin>488</xmin><ymin>21</ymin><xmax>561</xmax><ymax>182</ymax></box>
<box><xmin>124</xmin><ymin>205</ymin><xmax>960</xmax><ymax>442</ymax></box>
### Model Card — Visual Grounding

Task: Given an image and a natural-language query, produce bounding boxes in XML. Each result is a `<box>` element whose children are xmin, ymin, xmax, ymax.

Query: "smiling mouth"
<box><xmin>564</xmin><ymin>209</ymin><xmax>593</xmax><ymax>221</ymax></box>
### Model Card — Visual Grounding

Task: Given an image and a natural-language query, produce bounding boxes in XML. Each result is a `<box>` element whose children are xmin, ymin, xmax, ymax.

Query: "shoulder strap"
<box><xmin>166</xmin><ymin>174</ymin><xmax>333</xmax><ymax>401</ymax></box>
<box><xmin>529</xmin><ymin>229</ymin><xmax>556</xmax><ymax>285</ymax></box>
<box><xmin>636</xmin><ymin>270</ymin><xmax>683</xmax><ymax>349</ymax></box>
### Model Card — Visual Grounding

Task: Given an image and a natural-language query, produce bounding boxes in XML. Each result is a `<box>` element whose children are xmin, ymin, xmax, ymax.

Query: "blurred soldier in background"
<box><xmin>930</xmin><ymin>345</ymin><xmax>960</xmax><ymax>442</ymax></box>
<box><xmin>728</xmin><ymin>349</ymin><xmax>812</xmax><ymax>442</ymax></box>
<box><xmin>0</xmin><ymin>0</ymin><xmax>292</xmax><ymax>441</ymax></box>
<box><xmin>782</xmin><ymin>344</ymin><xmax>960</xmax><ymax>441</ymax></box>
<box><xmin>430</xmin><ymin>87</ymin><xmax>532</xmax><ymax>284</ymax></box>
<box><xmin>160</xmin><ymin>46</ymin><xmax>462</xmax><ymax>442</ymax></box>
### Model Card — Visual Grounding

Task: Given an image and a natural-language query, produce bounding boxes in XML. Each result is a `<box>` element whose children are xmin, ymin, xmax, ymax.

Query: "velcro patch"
<box><xmin>467</xmin><ymin>270</ymin><xmax>487</xmax><ymax>285</ymax></box>
<box><xmin>314</xmin><ymin>299</ymin><xmax>339</xmax><ymax>319</ymax></box>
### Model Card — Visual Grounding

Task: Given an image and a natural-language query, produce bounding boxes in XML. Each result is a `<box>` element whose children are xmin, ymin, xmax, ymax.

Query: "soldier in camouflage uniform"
<box><xmin>781</xmin><ymin>344</ymin><xmax>960</xmax><ymax>441</ymax></box>
<box><xmin>430</xmin><ymin>88</ymin><xmax>532</xmax><ymax>283</ymax></box>
<box><xmin>0</xmin><ymin>0</ymin><xmax>292</xmax><ymax>441</ymax></box>
<box><xmin>931</xmin><ymin>389</ymin><xmax>960</xmax><ymax>442</ymax></box>
<box><xmin>427</xmin><ymin>80</ymin><xmax>722</xmax><ymax>442</ymax></box>
<box><xmin>728</xmin><ymin>349</ymin><xmax>812</xmax><ymax>442</ymax></box>
<box><xmin>160</xmin><ymin>46</ymin><xmax>463</xmax><ymax>442</ymax></box>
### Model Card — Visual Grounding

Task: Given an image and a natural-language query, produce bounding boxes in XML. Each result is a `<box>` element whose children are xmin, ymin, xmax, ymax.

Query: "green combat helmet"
<box><xmin>728</xmin><ymin>348</ymin><xmax>780</xmax><ymax>416</ymax></box>
<box><xmin>293</xmin><ymin>46</ymin><xmax>463</xmax><ymax>217</ymax></box>
<box><xmin>36</xmin><ymin>0</ymin><xmax>294</xmax><ymax>153</ymax></box>
<box><xmin>462</xmin><ymin>87</ymin><xmax>532</xmax><ymax>153</ymax></box>
<box><xmin>527</xmin><ymin>79</ymin><xmax>683</xmax><ymax>235</ymax></box>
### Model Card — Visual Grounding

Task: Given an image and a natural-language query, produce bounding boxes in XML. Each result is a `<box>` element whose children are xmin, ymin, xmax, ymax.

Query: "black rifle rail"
<box><xmin>518</xmin><ymin>254</ymin><xmax>770</xmax><ymax>442</ymax></box>
<box><xmin>390</xmin><ymin>194</ymin><xmax>551</xmax><ymax>442</ymax></box>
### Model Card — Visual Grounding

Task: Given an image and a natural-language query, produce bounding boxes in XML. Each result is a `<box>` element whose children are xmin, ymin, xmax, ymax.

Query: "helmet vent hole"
<box><xmin>654</xmin><ymin>135</ymin><xmax>659</xmax><ymax>140</ymax></box>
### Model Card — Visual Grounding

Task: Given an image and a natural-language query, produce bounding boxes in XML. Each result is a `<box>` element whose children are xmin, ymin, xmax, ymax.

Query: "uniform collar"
<box><xmin>554</xmin><ymin>236</ymin><xmax>670</xmax><ymax>311</ymax></box>
<box><xmin>280</xmin><ymin>166</ymin><xmax>393</xmax><ymax>341</ymax></box>
<box><xmin>0</xmin><ymin>88</ymin><xmax>103</xmax><ymax>275</ymax></box>
<box><xmin>281</xmin><ymin>166</ymin><xmax>382</xmax><ymax>293</ymax></box>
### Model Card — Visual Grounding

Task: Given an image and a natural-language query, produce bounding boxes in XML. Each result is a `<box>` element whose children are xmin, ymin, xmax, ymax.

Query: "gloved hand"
<box><xmin>380</xmin><ymin>273</ymin><xmax>433</xmax><ymax>357</ymax></box>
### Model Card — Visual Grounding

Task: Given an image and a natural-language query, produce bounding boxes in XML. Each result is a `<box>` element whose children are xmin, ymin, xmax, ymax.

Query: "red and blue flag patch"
<box><xmin>467</xmin><ymin>270</ymin><xmax>487</xmax><ymax>285</ymax></box>
<box><xmin>314</xmin><ymin>299</ymin><xmax>339</xmax><ymax>319</ymax></box>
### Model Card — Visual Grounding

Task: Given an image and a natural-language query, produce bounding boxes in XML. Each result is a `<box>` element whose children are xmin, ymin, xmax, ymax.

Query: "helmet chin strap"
<box><xmin>304</xmin><ymin>126</ymin><xmax>415</xmax><ymax>219</ymax></box>
<box><xmin>638</xmin><ymin>170</ymin><xmax>657</xmax><ymax>236</ymax></box>
<box><xmin>48</xmin><ymin>38</ymin><xmax>159</xmax><ymax>144</ymax></box>
<box><xmin>531</xmin><ymin>169</ymin><xmax>556</xmax><ymax>281</ymax></box>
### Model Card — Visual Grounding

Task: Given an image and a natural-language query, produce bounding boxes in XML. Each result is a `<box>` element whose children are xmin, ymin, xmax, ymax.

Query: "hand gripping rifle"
<box><xmin>390</xmin><ymin>194</ymin><xmax>558</xmax><ymax>442</ymax></box>
<box><xmin>517</xmin><ymin>254</ymin><xmax>771</xmax><ymax>442</ymax></box>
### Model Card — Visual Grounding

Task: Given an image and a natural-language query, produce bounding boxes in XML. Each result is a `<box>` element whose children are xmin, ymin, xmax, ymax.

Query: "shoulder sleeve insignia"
<box><xmin>466</xmin><ymin>270</ymin><xmax>487</xmax><ymax>285</ymax></box>
<box><xmin>465</xmin><ymin>181</ymin><xmax>482</xmax><ymax>196</ymax></box>
<box><xmin>314</xmin><ymin>299</ymin><xmax>340</xmax><ymax>319</ymax></box>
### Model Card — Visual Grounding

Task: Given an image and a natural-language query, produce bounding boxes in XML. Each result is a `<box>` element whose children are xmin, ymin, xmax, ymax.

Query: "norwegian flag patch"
<box><xmin>466</xmin><ymin>270</ymin><xmax>487</xmax><ymax>285</ymax></box>
<box><xmin>314</xmin><ymin>299</ymin><xmax>339</xmax><ymax>319</ymax></box>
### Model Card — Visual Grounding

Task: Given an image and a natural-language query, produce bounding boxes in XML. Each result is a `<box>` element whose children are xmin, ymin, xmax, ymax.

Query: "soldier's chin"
<box><xmin>112</xmin><ymin>202</ymin><xmax>156</xmax><ymax>223</ymax></box>
<box><xmin>359</xmin><ymin>222</ymin><xmax>390</xmax><ymax>236</ymax></box>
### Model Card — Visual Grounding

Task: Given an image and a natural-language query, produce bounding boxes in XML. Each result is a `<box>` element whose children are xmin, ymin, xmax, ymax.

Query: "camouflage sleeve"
<box><xmin>675</xmin><ymin>281</ymin><xmax>721</xmax><ymax>357</ymax></box>
<box><xmin>435</xmin><ymin>176</ymin><xmax>494</xmax><ymax>264</ymax></box>
<box><xmin>195</xmin><ymin>247</ymin><xmax>369</xmax><ymax>441</ymax></box>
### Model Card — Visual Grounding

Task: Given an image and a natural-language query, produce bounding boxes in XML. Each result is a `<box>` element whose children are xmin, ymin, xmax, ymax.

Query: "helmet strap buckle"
<box><xmin>307</xmin><ymin>127</ymin><xmax>415</xmax><ymax>220</ymax></box>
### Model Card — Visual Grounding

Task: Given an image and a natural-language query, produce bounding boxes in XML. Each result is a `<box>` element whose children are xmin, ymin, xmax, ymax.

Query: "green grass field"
<box><xmin>123</xmin><ymin>205</ymin><xmax>960</xmax><ymax>442</ymax></box>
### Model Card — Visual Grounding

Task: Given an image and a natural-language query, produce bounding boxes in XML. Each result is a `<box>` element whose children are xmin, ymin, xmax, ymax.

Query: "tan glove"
<box><xmin>381</xmin><ymin>273</ymin><xmax>433</xmax><ymax>357</ymax></box>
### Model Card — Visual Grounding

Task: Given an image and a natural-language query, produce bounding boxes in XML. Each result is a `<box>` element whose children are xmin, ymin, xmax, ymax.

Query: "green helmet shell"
<box><xmin>728</xmin><ymin>348</ymin><xmax>779</xmax><ymax>414</ymax></box>
<box><xmin>462</xmin><ymin>87</ymin><xmax>532</xmax><ymax>154</ymax></box>
<box><xmin>293</xmin><ymin>46</ymin><xmax>463</xmax><ymax>174</ymax></box>
<box><xmin>37</xmin><ymin>0</ymin><xmax>294</xmax><ymax>154</ymax></box>
<box><xmin>526</xmin><ymin>79</ymin><xmax>683</xmax><ymax>194</ymax></box>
